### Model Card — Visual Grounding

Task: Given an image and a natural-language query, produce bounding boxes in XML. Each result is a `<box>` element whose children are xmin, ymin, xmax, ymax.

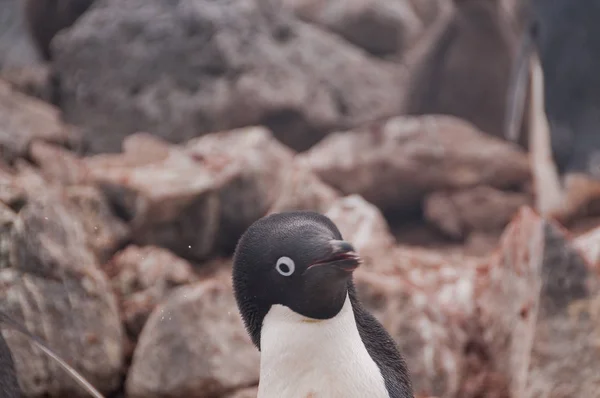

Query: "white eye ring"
<box><xmin>276</xmin><ymin>256</ymin><xmax>295</xmax><ymax>276</ymax></box>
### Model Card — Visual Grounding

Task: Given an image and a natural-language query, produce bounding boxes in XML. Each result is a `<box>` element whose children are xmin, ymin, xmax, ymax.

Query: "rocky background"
<box><xmin>0</xmin><ymin>0</ymin><xmax>599</xmax><ymax>397</ymax></box>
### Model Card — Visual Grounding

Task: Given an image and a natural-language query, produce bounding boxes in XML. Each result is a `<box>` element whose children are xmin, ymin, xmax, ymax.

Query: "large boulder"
<box><xmin>0</xmin><ymin>79</ymin><xmax>81</xmax><ymax>164</ymax></box>
<box><xmin>52</xmin><ymin>0</ymin><xmax>406</xmax><ymax>153</ymax></box>
<box><xmin>84</xmin><ymin>127</ymin><xmax>338</xmax><ymax>261</ymax></box>
<box><xmin>0</xmin><ymin>191</ymin><xmax>123</xmax><ymax>397</ymax></box>
<box><xmin>126</xmin><ymin>275</ymin><xmax>260</xmax><ymax>398</ymax></box>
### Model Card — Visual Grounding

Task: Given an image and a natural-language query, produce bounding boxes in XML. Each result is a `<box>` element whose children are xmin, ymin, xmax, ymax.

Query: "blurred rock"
<box><xmin>105</xmin><ymin>245</ymin><xmax>198</xmax><ymax>339</ymax></box>
<box><xmin>224</xmin><ymin>386</ymin><xmax>258</xmax><ymax>398</ymax></box>
<box><xmin>351</xmin><ymin>206</ymin><xmax>547</xmax><ymax>397</ymax></box>
<box><xmin>126</xmin><ymin>279</ymin><xmax>259</xmax><ymax>398</ymax></box>
<box><xmin>86</xmin><ymin>128</ymin><xmax>338</xmax><ymax>260</ymax></box>
<box><xmin>186</xmin><ymin>126</ymin><xmax>338</xmax><ymax>252</ymax></box>
<box><xmin>0</xmin><ymin>194</ymin><xmax>123</xmax><ymax>397</ymax></box>
<box><xmin>53</xmin><ymin>0</ymin><xmax>406</xmax><ymax>153</ymax></box>
<box><xmin>300</xmin><ymin>115</ymin><xmax>531</xmax><ymax>213</ymax></box>
<box><xmin>0</xmin><ymin>79</ymin><xmax>81</xmax><ymax>163</ymax></box>
<box><xmin>424</xmin><ymin>186</ymin><xmax>531</xmax><ymax>239</ymax></box>
<box><xmin>325</xmin><ymin>194</ymin><xmax>396</xmax><ymax>269</ymax></box>
<box><xmin>65</xmin><ymin>185</ymin><xmax>131</xmax><ymax>265</ymax></box>
<box><xmin>282</xmin><ymin>0</ymin><xmax>424</xmax><ymax>57</ymax></box>
<box><xmin>85</xmin><ymin>133</ymin><xmax>234</xmax><ymax>261</ymax></box>
<box><xmin>1</xmin><ymin>65</ymin><xmax>54</xmax><ymax>103</ymax></box>
<box><xmin>403</xmin><ymin>0</ymin><xmax>528</xmax><ymax>143</ymax></box>
<box><xmin>28</xmin><ymin>141</ymin><xmax>89</xmax><ymax>184</ymax></box>
<box><xmin>526</xmin><ymin>221</ymin><xmax>600</xmax><ymax>398</ymax></box>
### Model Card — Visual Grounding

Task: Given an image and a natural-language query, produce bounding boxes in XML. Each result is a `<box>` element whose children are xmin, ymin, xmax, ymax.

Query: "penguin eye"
<box><xmin>275</xmin><ymin>256</ymin><xmax>295</xmax><ymax>276</ymax></box>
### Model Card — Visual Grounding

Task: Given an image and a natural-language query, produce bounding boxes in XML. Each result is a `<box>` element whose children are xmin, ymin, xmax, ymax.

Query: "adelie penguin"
<box><xmin>232</xmin><ymin>211</ymin><xmax>414</xmax><ymax>398</ymax></box>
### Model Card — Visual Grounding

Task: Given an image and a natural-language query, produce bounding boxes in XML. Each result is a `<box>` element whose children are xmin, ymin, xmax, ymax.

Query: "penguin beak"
<box><xmin>306</xmin><ymin>240</ymin><xmax>362</xmax><ymax>273</ymax></box>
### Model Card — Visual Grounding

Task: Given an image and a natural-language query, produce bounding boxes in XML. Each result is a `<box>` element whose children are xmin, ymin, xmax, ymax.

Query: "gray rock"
<box><xmin>0</xmin><ymin>193</ymin><xmax>123</xmax><ymax>397</ymax></box>
<box><xmin>52</xmin><ymin>0</ymin><xmax>405</xmax><ymax>153</ymax></box>
<box><xmin>126</xmin><ymin>277</ymin><xmax>260</xmax><ymax>398</ymax></box>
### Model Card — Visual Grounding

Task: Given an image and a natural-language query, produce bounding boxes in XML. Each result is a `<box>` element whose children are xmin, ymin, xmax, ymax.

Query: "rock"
<box><xmin>325</xmin><ymin>194</ymin><xmax>396</xmax><ymax>268</ymax></box>
<box><xmin>350</xmin><ymin>207</ymin><xmax>547</xmax><ymax>397</ymax></box>
<box><xmin>28</xmin><ymin>141</ymin><xmax>89</xmax><ymax>185</ymax></box>
<box><xmin>52</xmin><ymin>0</ymin><xmax>405</xmax><ymax>153</ymax></box>
<box><xmin>0</xmin><ymin>194</ymin><xmax>123</xmax><ymax>397</ymax></box>
<box><xmin>126</xmin><ymin>278</ymin><xmax>260</xmax><ymax>398</ymax></box>
<box><xmin>224</xmin><ymin>386</ymin><xmax>258</xmax><ymax>398</ymax></box>
<box><xmin>84</xmin><ymin>133</ymin><xmax>235</xmax><ymax>261</ymax></box>
<box><xmin>85</xmin><ymin>128</ymin><xmax>337</xmax><ymax>260</ymax></box>
<box><xmin>424</xmin><ymin>186</ymin><xmax>531</xmax><ymax>239</ymax></box>
<box><xmin>282</xmin><ymin>0</ymin><xmax>424</xmax><ymax>57</ymax></box>
<box><xmin>185</xmin><ymin>126</ymin><xmax>338</xmax><ymax>252</ymax></box>
<box><xmin>403</xmin><ymin>0</ymin><xmax>528</xmax><ymax>143</ymax></box>
<box><xmin>0</xmin><ymin>79</ymin><xmax>81</xmax><ymax>163</ymax></box>
<box><xmin>299</xmin><ymin>115</ymin><xmax>531</xmax><ymax>213</ymax></box>
<box><xmin>65</xmin><ymin>185</ymin><xmax>130</xmax><ymax>265</ymax></box>
<box><xmin>1</xmin><ymin>65</ymin><xmax>54</xmax><ymax>103</ymax></box>
<box><xmin>526</xmin><ymin>221</ymin><xmax>600</xmax><ymax>398</ymax></box>
<box><xmin>105</xmin><ymin>245</ymin><xmax>198</xmax><ymax>339</ymax></box>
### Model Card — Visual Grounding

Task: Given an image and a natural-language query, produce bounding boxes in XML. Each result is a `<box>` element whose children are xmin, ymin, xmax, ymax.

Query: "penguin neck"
<box><xmin>257</xmin><ymin>293</ymin><xmax>389</xmax><ymax>398</ymax></box>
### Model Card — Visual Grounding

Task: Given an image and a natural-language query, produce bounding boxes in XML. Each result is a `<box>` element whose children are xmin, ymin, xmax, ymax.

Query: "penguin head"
<box><xmin>232</xmin><ymin>211</ymin><xmax>361</xmax><ymax>348</ymax></box>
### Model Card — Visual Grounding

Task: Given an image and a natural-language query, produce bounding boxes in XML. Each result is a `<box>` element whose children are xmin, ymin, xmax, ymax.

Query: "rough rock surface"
<box><xmin>126</xmin><ymin>278</ymin><xmax>259</xmax><ymax>398</ymax></box>
<box><xmin>300</xmin><ymin>115</ymin><xmax>531</xmax><ymax>213</ymax></box>
<box><xmin>0</xmin><ymin>192</ymin><xmax>123</xmax><ymax>397</ymax></box>
<box><xmin>526</xmin><ymin>222</ymin><xmax>600</xmax><ymax>397</ymax></box>
<box><xmin>0</xmin><ymin>79</ymin><xmax>81</xmax><ymax>163</ymax></box>
<box><xmin>424</xmin><ymin>186</ymin><xmax>532</xmax><ymax>239</ymax></box>
<box><xmin>105</xmin><ymin>245</ymin><xmax>198</xmax><ymax>339</ymax></box>
<box><xmin>53</xmin><ymin>0</ymin><xmax>406</xmax><ymax>153</ymax></box>
<box><xmin>324</xmin><ymin>197</ymin><xmax>542</xmax><ymax>397</ymax></box>
<box><xmin>84</xmin><ymin>127</ymin><xmax>337</xmax><ymax>261</ymax></box>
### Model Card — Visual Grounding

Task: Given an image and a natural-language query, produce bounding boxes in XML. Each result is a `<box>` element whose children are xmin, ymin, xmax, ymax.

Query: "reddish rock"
<box><xmin>424</xmin><ymin>186</ymin><xmax>531</xmax><ymax>239</ymax></box>
<box><xmin>300</xmin><ymin>115</ymin><xmax>531</xmax><ymax>213</ymax></box>
<box><xmin>126</xmin><ymin>279</ymin><xmax>259</xmax><ymax>398</ymax></box>
<box><xmin>106</xmin><ymin>245</ymin><xmax>198</xmax><ymax>339</ymax></box>
<box><xmin>0</xmin><ymin>79</ymin><xmax>80</xmax><ymax>164</ymax></box>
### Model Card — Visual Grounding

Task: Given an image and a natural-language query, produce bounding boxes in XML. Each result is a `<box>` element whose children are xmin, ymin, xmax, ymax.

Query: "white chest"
<box><xmin>257</xmin><ymin>295</ymin><xmax>390</xmax><ymax>398</ymax></box>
